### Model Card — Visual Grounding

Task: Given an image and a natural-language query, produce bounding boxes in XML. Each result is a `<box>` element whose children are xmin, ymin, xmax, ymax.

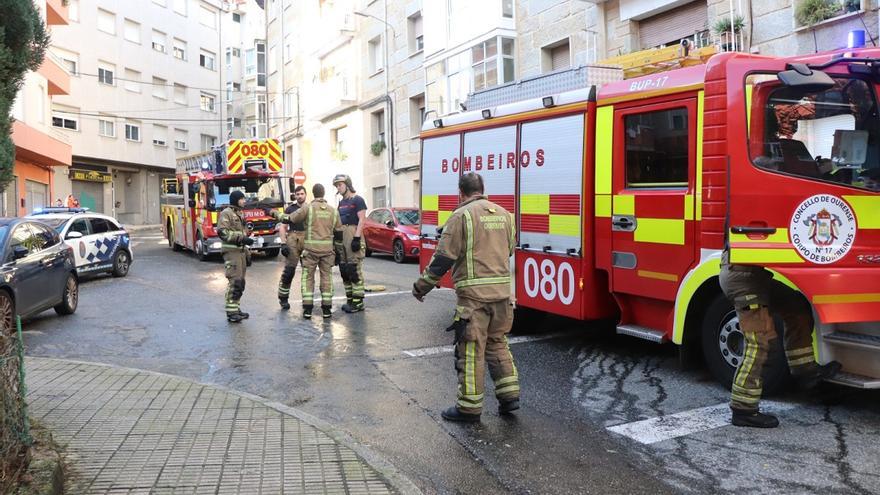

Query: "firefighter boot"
<box><xmin>303</xmin><ymin>305</ymin><xmax>313</xmax><ymax>320</ymax></box>
<box><xmin>441</xmin><ymin>406</ymin><xmax>480</xmax><ymax>423</ymax></box>
<box><xmin>236</xmin><ymin>311</ymin><xmax>250</xmax><ymax>319</ymax></box>
<box><xmin>342</xmin><ymin>298</ymin><xmax>364</xmax><ymax>313</ymax></box>
<box><xmin>322</xmin><ymin>305</ymin><xmax>332</xmax><ymax>319</ymax></box>
<box><xmin>227</xmin><ymin>312</ymin><xmax>244</xmax><ymax>323</ymax></box>
<box><xmin>794</xmin><ymin>361</ymin><xmax>842</xmax><ymax>391</ymax></box>
<box><xmin>279</xmin><ymin>298</ymin><xmax>290</xmax><ymax>310</ymax></box>
<box><xmin>731</xmin><ymin>409</ymin><xmax>779</xmax><ymax>428</ymax></box>
<box><xmin>499</xmin><ymin>399</ymin><xmax>520</xmax><ymax>415</ymax></box>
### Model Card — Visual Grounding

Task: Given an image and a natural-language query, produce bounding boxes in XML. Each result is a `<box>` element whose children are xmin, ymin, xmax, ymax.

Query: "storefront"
<box><xmin>70</xmin><ymin>168</ymin><xmax>111</xmax><ymax>213</ymax></box>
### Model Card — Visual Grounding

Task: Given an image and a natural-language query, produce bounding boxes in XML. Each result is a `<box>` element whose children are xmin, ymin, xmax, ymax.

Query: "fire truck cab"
<box><xmin>161</xmin><ymin>139</ymin><xmax>287</xmax><ymax>260</ymax></box>
<box><xmin>419</xmin><ymin>48</ymin><xmax>880</xmax><ymax>391</ymax></box>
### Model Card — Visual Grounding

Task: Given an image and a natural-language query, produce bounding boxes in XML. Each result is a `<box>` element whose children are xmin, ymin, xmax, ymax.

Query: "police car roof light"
<box><xmin>31</xmin><ymin>207</ymin><xmax>89</xmax><ymax>215</ymax></box>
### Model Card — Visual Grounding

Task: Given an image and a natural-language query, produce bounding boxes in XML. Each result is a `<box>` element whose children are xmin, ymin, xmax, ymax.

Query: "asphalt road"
<box><xmin>22</xmin><ymin>229</ymin><xmax>880</xmax><ymax>494</ymax></box>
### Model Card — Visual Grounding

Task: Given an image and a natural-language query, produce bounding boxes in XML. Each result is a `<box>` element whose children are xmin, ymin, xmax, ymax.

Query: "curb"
<box><xmin>122</xmin><ymin>224</ymin><xmax>161</xmax><ymax>232</ymax></box>
<box><xmin>26</xmin><ymin>356</ymin><xmax>422</xmax><ymax>495</ymax></box>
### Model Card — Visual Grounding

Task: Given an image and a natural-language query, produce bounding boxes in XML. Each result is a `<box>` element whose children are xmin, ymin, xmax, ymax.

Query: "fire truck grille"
<box><xmin>247</xmin><ymin>220</ymin><xmax>275</xmax><ymax>232</ymax></box>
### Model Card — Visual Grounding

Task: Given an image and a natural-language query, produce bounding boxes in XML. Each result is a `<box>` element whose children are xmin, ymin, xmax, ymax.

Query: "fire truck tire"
<box><xmin>510</xmin><ymin>306</ymin><xmax>546</xmax><ymax>335</ymax></box>
<box><xmin>195</xmin><ymin>233</ymin><xmax>210</xmax><ymax>262</ymax></box>
<box><xmin>700</xmin><ymin>293</ymin><xmax>790</xmax><ymax>395</ymax></box>
<box><xmin>167</xmin><ymin>220</ymin><xmax>182</xmax><ymax>252</ymax></box>
<box><xmin>264</xmin><ymin>248</ymin><xmax>280</xmax><ymax>258</ymax></box>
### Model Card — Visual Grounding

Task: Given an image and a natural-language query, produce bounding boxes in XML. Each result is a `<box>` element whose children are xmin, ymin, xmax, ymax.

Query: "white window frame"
<box><xmin>200</xmin><ymin>93</ymin><xmax>216</xmax><ymax>112</ymax></box>
<box><xmin>174</xmin><ymin>129</ymin><xmax>188</xmax><ymax>150</ymax></box>
<box><xmin>97</xmin><ymin>9</ymin><xmax>115</xmax><ymax>35</ymax></box>
<box><xmin>98</xmin><ymin>119</ymin><xmax>115</xmax><ymax>138</ymax></box>
<box><xmin>199</xmin><ymin>49</ymin><xmax>215</xmax><ymax>70</ymax></box>
<box><xmin>124</xmin><ymin>68</ymin><xmax>141</xmax><ymax>93</ymax></box>
<box><xmin>123</xmin><ymin>19</ymin><xmax>141</xmax><ymax>44</ymax></box>
<box><xmin>152</xmin><ymin>30</ymin><xmax>166</xmax><ymax>53</ymax></box>
<box><xmin>368</xmin><ymin>36</ymin><xmax>383</xmax><ymax>74</ymax></box>
<box><xmin>98</xmin><ymin>65</ymin><xmax>115</xmax><ymax>85</ymax></box>
<box><xmin>200</xmin><ymin>134</ymin><xmax>216</xmax><ymax>151</ymax></box>
<box><xmin>51</xmin><ymin>113</ymin><xmax>78</xmax><ymax>131</ymax></box>
<box><xmin>408</xmin><ymin>12</ymin><xmax>423</xmax><ymax>55</ymax></box>
<box><xmin>174</xmin><ymin>84</ymin><xmax>187</xmax><ymax>105</ymax></box>
<box><xmin>173</xmin><ymin>38</ymin><xmax>187</xmax><ymax>61</ymax></box>
<box><xmin>68</xmin><ymin>0</ymin><xmax>80</xmax><ymax>22</ymax></box>
<box><xmin>125</xmin><ymin>123</ymin><xmax>141</xmax><ymax>142</ymax></box>
<box><xmin>199</xmin><ymin>4</ymin><xmax>217</xmax><ymax>29</ymax></box>
<box><xmin>152</xmin><ymin>77</ymin><xmax>168</xmax><ymax>99</ymax></box>
<box><xmin>173</xmin><ymin>0</ymin><xmax>187</xmax><ymax>16</ymax></box>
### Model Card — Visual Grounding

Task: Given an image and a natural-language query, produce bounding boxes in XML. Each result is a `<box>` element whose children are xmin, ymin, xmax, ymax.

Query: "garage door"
<box><xmin>639</xmin><ymin>1</ymin><xmax>708</xmax><ymax>49</ymax></box>
<box><xmin>73</xmin><ymin>181</ymin><xmax>104</xmax><ymax>213</ymax></box>
<box><xmin>25</xmin><ymin>180</ymin><xmax>47</xmax><ymax>214</ymax></box>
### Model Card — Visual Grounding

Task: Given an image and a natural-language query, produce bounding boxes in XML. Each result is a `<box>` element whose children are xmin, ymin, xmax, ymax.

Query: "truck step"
<box><xmin>825</xmin><ymin>371</ymin><xmax>880</xmax><ymax>389</ymax></box>
<box><xmin>616</xmin><ymin>324</ymin><xmax>666</xmax><ymax>343</ymax></box>
<box><xmin>824</xmin><ymin>331</ymin><xmax>880</xmax><ymax>350</ymax></box>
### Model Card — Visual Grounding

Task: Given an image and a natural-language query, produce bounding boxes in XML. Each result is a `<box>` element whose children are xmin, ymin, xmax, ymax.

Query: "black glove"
<box><xmin>334</xmin><ymin>252</ymin><xmax>341</xmax><ymax>266</ymax></box>
<box><xmin>280</xmin><ymin>245</ymin><xmax>290</xmax><ymax>257</ymax></box>
<box><xmin>351</xmin><ymin>236</ymin><xmax>361</xmax><ymax>252</ymax></box>
<box><xmin>243</xmin><ymin>237</ymin><xmax>256</xmax><ymax>246</ymax></box>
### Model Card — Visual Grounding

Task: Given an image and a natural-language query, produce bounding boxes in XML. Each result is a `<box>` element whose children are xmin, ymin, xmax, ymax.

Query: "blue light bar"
<box><xmin>848</xmin><ymin>30</ymin><xmax>866</xmax><ymax>49</ymax></box>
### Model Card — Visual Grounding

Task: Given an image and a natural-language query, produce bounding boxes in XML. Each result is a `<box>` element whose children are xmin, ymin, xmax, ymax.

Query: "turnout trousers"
<box><xmin>300</xmin><ymin>250</ymin><xmax>334</xmax><ymax>308</ymax></box>
<box><xmin>278</xmin><ymin>231</ymin><xmax>305</xmax><ymax>301</ymax></box>
<box><xmin>719</xmin><ymin>265</ymin><xmax>818</xmax><ymax>412</ymax></box>
<box><xmin>223</xmin><ymin>249</ymin><xmax>247</xmax><ymax>315</ymax></box>
<box><xmin>339</xmin><ymin>225</ymin><xmax>365</xmax><ymax>309</ymax></box>
<box><xmin>451</xmin><ymin>296</ymin><xmax>520</xmax><ymax>415</ymax></box>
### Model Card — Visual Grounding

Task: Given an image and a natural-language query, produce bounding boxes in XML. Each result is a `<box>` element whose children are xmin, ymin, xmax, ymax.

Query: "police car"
<box><xmin>27</xmin><ymin>208</ymin><xmax>133</xmax><ymax>277</ymax></box>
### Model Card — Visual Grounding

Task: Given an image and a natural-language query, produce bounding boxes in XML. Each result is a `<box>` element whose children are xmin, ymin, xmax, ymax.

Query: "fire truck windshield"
<box><xmin>210</xmin><ymin>177</ymin><xmax>284</xmax><ymax>208</ymax></box>
<box><xmin>747</xmin><ymin>74</ymin><xmax>880</xmax><ymax>192</ymax></box>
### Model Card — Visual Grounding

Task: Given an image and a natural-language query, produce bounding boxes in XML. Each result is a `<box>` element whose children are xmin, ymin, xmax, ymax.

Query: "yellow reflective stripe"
<box><xmin>305</xmin><ymin>240</ymin><xmax>332</xmax><ymax>244</ymax></box>
<box><xmin>466</xmin><ymin>342</ymin><xmax>476</xmax><ymax>395</ymax></box>
<box><xmin>729</xmin><ymin>228</ymin><xmax>790</xmax><ymax>244</ymax></box>
<box><xmin>637</xmin><ymin>270</ymin><xmax>679</xmax><ymax>282</ymax></box>
<box><xmin>785</xmin><ymin>347</ymin><xmax>813</xmax><ymax>358</ymax></box>
<box><xmin>731</xmin><ymin>392</ymin><xmax>761</xmax><ymax>404</ymax></box>
<box><xmin>494</xmin><ymin>375</ymin><xmax>519</xmax><ymax>387</ymax></box>
<box><xmin>696</xmin><ymin>90</ymin><xmax>704</xmax><ymax>221</ymax></box>
<box><xmin>305</xmin><ymin>204</ymin><xmax>314</xmax><ymax>244</ymax></box>
<box><xmin>464</xmin><ymin>210</ymin><xmax>474</xmax><ymax>279</ymax></box>
<box><xmin>729</xmin><ymin>248</ymin><xmax>804</xmax><ymax>264</ymax></box>
<box><xmin>736</xmin><ymin>332</ymin><xmax>758</xmax><ymax>388</ymax></box>
<box><xmin>812</xmin><ymin>293</ymin><xmax>880</xmax><ymax>304</ymax></box>
<box><xmin>788</xmin><ymin>355</ymin><xmax>815</xmax><ymax>366</ymax></box>
<box><xmin>506</xmin><ymin>336</ymin><xmax>518</xmax><ymax>378</ymax></box>
<box><xmin>745</xmin><ymin>84</ymin><xmax>753</xmax><ymax>133</ymax></box>
<box><xmin>549</xmin><ymin>215</ymin><xmax>579</xmax><ymax>237</ymax></box>
<box><xmin>509</xmin><ymin>212</ymin><xmax>516</xmax><ymax>248</ymax></box>
<box><xmin>843</xmin><ymin>195</ymin><xmax>880</xmax><ymax>228</ymax></box>
<box><xmin>612</xmin><ymin>195</ymin><xmax>634</xmax><ymax>216</ymax></box>
<box><xmin>635</xmin><ymin>218</ymin><xmax>685</xmax><ymax>245</ymax></box>
<box><xmin>422</xmin><ymin>194</ymin><xmax>439</xmax><ymax>211</ymax></box>
<box><xmin>595</xmin><ymin>195</ymin><xmax>611</xmax><ymax>218</ymax></box>
<box><xmin>438</xmin><ymin>210</ymin><xmax>452</xmax><ymax>226</ymax></box>
<box><xmin>732</xmin><ymin>383</ymin><xmax>761</xmax><ymax>397</ymax></box>
<box><xmin>455</xmin><ymin>277</ymin><xmax>511</xmax><ymax>288</ymax></box>
<box><xmin>495</xmin><ymin>384</ymin><xmax>520</xmax><ymax>395</ymax></box>
<box><xmin>684</xmin><ymin>194</ymin><xmax>694</xmax><ymax>221</ymax></box>
<box><xmin>521</xmin><ymin>194</ymin><xmax>549</xmax><ymax>215</ymax></box>
<box><xmin>595</xmin><ymin>105</ymin><xmax>613</xmax><ymax>195</ymax></box>
<box><xmin>673</xmin><ymin>256</ymin><xmax>721</xmax><ymax>345</ymax></box>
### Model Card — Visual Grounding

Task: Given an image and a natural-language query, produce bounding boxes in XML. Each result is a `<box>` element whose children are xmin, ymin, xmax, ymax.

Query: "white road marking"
<box><xmin>606</xmin><ymin>400</ymin><xmax>798</xmax><ymax>445</ymax></box>
<box><xmin>290</xmin><ymin>288</ymin><xmax>451</xmax><ymax>305</ymax></box>
<box><xmin>402</xmin><ymin>332</ymin><xmax>568</xmax><ymax>357</ymax></box>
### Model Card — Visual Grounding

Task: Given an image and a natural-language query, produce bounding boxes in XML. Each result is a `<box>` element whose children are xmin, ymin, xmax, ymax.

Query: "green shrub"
<box><xmin>712</xmin><ymin>15</ymin><xmax>745</xmax><ymax>34</ymax></box>
<box><xmin>795</xmin><ymin>0</ymin><xmax>844</xmax><ymax>26</ymax></box>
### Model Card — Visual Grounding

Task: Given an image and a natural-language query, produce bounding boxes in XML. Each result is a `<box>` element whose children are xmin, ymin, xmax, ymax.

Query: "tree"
<box><xmin>0</xmin><ymin>0</ymin><xmax>50</xmax><ymax>193</ymax></box>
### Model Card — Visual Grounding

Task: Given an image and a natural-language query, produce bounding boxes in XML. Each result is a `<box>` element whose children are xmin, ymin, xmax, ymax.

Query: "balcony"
<box><xmin>46</xmin><ymin>0</ymin><xmax>69</xmax><ymax>25</ymax></box>
<box><xmin>39</xmin><ymin>52</ymin><xmax>70</xmax><ymax>95</ymax></box>
<box><xmin>12</xmin><ymin>120</ymin><xmax>72</xmax><ymax>167</ymax></box>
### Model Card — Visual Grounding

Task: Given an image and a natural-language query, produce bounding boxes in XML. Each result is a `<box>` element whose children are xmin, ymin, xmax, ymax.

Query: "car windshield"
<box><xmin>395</xmin><ymin>210</ymin><xmax>420</xmax><ymax>225</ymax></box>
<box><xmin>211</xmin><ymin>177</ymin><xmax>285</xmax><ymax>208</ymax></box>
<box><xmin>747</xmin><ymin>73</ymin><xmax>880</xmax><ymax>191</ymax></box>
<box><xmin>36</xmin><ymin>218</ymin><xmax>68</xmax><ymax>232</ymax></box>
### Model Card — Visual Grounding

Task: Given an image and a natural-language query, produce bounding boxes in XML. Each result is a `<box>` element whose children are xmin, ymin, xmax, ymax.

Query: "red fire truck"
<box><xmin>161</xmin><ymin>139</ymin><xmax>287</xmax><ymax>260</ymax></box>
<box><xmin>419</xmin><ymin>48</ymin><xmax>880</xmax><ymax>391</ymax></box>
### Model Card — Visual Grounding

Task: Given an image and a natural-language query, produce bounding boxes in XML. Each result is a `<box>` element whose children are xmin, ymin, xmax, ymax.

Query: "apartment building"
<box><xmin>223</xmin><ymin>0</ymin><xmax>268</xmax><ymax>140</ymax></box>
<box><xmin>7</xmin><ymin>0</ymin><xmax>72</xmax><ymax>217</ymax></box>
<box><xmin>49</xmin><ymin>0</ymin><xmax>224</xmax><ymax>225</ymax></box>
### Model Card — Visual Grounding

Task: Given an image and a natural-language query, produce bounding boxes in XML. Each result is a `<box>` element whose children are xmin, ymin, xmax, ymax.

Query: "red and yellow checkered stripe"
<box><xmin>226</xmin><ymin>139</ymin><xmax>283</xmax><ymax>173</ymax></box>
<box><xmin>520</xmin><ymin>194</ymin><xmax>581</xmax><ymax>236</ymax></box>
<box><xmin>421</xmin><ymin>194</ymin><xmax>459</xmax><ymax>226</ymax></box>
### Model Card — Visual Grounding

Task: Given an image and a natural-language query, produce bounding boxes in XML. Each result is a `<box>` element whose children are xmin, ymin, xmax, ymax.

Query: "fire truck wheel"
<box><xmin>510</xmin><ymin>306</ymin><xmax>546</xmax><ymax>335</ymax></box>
<box><xmin>700</xmin><ymin>293</ymin><xmax>790</xmax><ymax>395</ymax></box>
<box><xmin>168</xmin><ymin>221</ymin><xmax>182</xmax><ymax>252</ymax></box>
<box><xmin>195</xmin><ymin>233</ymin><xmax>210</xmax><ymax>262</ymax></box>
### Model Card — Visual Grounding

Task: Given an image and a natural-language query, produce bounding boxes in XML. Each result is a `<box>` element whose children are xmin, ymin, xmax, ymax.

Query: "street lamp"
<box><xmin>354</xmin><ymin>6</ymin><xmax>395</xmax><ymax>207</ymax></box>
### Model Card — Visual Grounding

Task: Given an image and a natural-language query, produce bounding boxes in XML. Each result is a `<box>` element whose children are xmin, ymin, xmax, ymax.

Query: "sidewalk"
<box><xmin>25</xmin><ymin>357</ymin><xmax>412</xmax><ymax>494</ymax></box>
<box><xmin>123</xmin><ymin>224</ymin><xmax>162</xmax><ymax>233</ymax></box>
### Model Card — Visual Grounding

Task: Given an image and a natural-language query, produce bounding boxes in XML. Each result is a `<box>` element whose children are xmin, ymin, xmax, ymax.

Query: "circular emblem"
<box><xmin>790</xmin><ymin>194</ymin><xmax>857</xmax><ymax>264</ymax></box>
<box><xmin>78</xmin><ymin>241</ymin><xmax>86</xmax><ymax>258</ymax></box>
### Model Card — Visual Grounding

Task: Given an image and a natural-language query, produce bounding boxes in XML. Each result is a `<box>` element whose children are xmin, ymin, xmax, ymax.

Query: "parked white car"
<box><xmin>27</xmin><ymin>208</ymin><xmax>133</xmax><ymax>277</ymax></box>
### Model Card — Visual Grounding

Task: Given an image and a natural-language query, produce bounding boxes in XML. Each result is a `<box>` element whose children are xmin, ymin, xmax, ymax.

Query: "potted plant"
<box><xmin>712</xmin><ymin>15</ymin><xmax>745</xmax><ymax>51</ymax></box>
<box><xmin>795</xmin><ymin>0</ymin><xmax>844</xmax><ymax>27</ymax></box>
<box><xmin>370</xmin><ymin>140</ymin><xmax>386</xmax><ymax>156</ymax></box>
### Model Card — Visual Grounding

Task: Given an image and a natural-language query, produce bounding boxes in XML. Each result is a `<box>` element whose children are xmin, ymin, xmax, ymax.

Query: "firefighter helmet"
<box><xmin>332</xmin><ymin>174</ymin><xmax>356</xmax><ymax>194</ymax></box>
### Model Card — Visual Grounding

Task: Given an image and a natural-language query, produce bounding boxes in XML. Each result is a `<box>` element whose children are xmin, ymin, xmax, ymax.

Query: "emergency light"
<box><xmin>481</xmin><ymin>109</ymin><xmax>492</xmax><ymax>119</ymax></box>
<box><xmin>848</xmin><ymin>30</ymin><xmax>866</xmax><ymax>49</ymax></box>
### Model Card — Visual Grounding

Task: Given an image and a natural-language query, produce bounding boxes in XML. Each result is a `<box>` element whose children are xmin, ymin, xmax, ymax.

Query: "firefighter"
<box><xmin>720</xmin><ymin>250</ymin><xmax>842</xmax><ymax>428</ymax></box>
<box><xmin>412</xmin><ymin>173</ymin><xmax>519</xmax><ymax>422</ymax></box>
<box><xmin>277</xmin><ymin>185</ymin><xmax>308</xmax><ymax>309</ymax></box>
<box><xmin>265</xmin><ymin>183</ymin><xmax>341</xmax><ymax>319</ymax></box>
<box><xmin>333</xmin><ymin>174</ymin><xmax>368</xmax><ymax>313</ymax></box>
<box><xmin>217</xmin><ymin>190</ymin><xmax>255</xmax><ymax>323</ymax></box>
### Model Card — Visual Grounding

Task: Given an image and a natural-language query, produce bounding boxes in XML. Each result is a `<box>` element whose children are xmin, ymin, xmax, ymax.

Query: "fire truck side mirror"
<box><xmin>778</xmin><ymin>64</ymin><xmax>834</xmax><ymax>92</ymax></box>
<box><xmin>188</xmin><ymin>199</ymin><xmax>196</xmax><ymax>208</ymax></box>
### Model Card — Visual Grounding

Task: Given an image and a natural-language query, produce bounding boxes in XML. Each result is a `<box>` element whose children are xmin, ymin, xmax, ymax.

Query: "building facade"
<box><xmin>223</xmin><ymin>0</ymin><xmax>268</xmax><ymax>141</ymax></box>
<box><xmin>6</xmin><ymin>0</ymin><xmax>73</xmax><ymax>217</ymax></box>
<box><xmin>49</xmin><ymin>0</ymin><xmax>225</xmax><ymax>225</ymax></box>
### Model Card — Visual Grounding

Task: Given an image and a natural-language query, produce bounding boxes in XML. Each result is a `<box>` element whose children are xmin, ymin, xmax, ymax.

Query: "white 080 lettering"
<box><xmin>523</xmin><ymin>257</ymin><xmax>574</xmax><ymax>305</ymax></box>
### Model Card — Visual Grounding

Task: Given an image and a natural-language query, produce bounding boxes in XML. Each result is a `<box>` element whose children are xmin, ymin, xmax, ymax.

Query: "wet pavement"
<box><xmin>22</xmin><ymin>229</ymin><xmax>880</xmax><ymax>494</ymax></box>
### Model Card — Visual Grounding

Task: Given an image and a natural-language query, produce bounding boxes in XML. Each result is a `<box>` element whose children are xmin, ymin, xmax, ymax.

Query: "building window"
<box><xmin>408</xmin><ymin>12</ymin><xmax>423</xmax><ymax>54</ymax></box>
<box><xmin>332</xmin><ymin>126</ymin><xmax>348</xmax><ymax>158</ymax></box>
<box><xmin>256</xmin><ymin>42</ymin><xmax>267</xmax><ymax>87</ymax></box>
<box><xmin>123</xmin><ymin>68</ymin><xmax>141</xmax><ymax>93</ymax></box>
<box><xmin>372</xmin><ymin>187</ymin><xmax>386</xmax><ymax>208</ymax></box>
<box><xmin>200</xmin><ymin>93</ymin><xmax>216</xmax><ymax>112</ymax></box>
<box><xmin>173</xmin><ymin>0</ymin><xmax>187</xmax><ymax>16</ymax></box>
<box><xmin>200</xmin><ymin>134</ymin><xmax>216</xmax><ymax>151</ymax></box>
<box><xmin>368</xmin><ymin>36</ymin><xmax>383</xmax><ymax>73</ymax></box>
<box><xmin>152</xmin><ymin>77</ymin><xmax>167</xmax><ymax>99</ymax></box>
<box><xmin>232</xmin><ymin>12</ymin><xmax>241</xmax><ymax>22</ymax></box>
<box><xmin>153</xmin><ymin>124</ymin><xmax>168</xmax><ymax>146</ymax></box>
<box><xmin>52</xmin><ymin>114</ymin><xmax>78</xmax><ymax>131</ymax></box>
<box><xmin>542</xmin><ymin>39</ymin><xmax>570</xmax><ymax>73</ymax></box>
<box><xmin>245</xmin><ymin>48</ymin><xmax>256</xmax><ymax>75</ymax></box>
<box><xmin>624</xmin><ymin>108</ymin><xmax>689</xmax><ymax>188</ymax></box>
<box><xmin>409</xmin><ymin>94</ymin><xmax>425</xmax><ymax>135</ymax></box>
<box><xmin>123</xmin><ymin>19</ymin><xmax>141</xmax><ymax>44</ymax></box>
<box><xmin>174</xmin><ymin>83</ymin><xmax>187</xmax><ymax>104</ymax></box>
<box><xmin>283</xmin><ymin>90</ymin><xmax>295</xmax><ymax>118</ymax></box>
<box><xmin>53</xmin><ymin>48</ymin><xmax>78</xmax><ymax>75</ymax></box>
<box><xmin>152</xmin><ymin>30</ymin><xmax>166</xmax><ymax>53</ymax></box>
<box><xmin>372</xmin><ymin>109</ymin><xmax>385</xmax><ymax>144</ymax></box>
<box><xmin>98</xmin><ymin>65</ymin><xmax>114</xmax><ymax>85</ymax></box>
<box><xmin>125</xmin><ymin>123</ymin><xmax>141</xmax><ymax>142</ymax></box>
<box><xmin>199</xmin><ymin>4</ymin><xmax>217</xmax><ymax>29</ymax></box>
<box><xmin>173</xmin><ymin>38</ymin><xmax>186</xmax><ymax>60</ymax></box>
<box><xmin>97</xmin><ymin>9</ymin><xmax>115</xmax><ymax>34</ymax></box>
<box><xmin>174</xmin><ymin>129</ymin><xmax>188</xmax><ymax>150</ymax></box>
<box><xmin>98</xmin><ymin>119</ymin><xmax>115</xmax><ymax>137</ymax></box>
<box><xmin>502</xmin><ymin>0</ymin><xmax>513</xmax><ymax>18</ymax></box>
<box><xmin>68</xmin><ymin>0</ymin><xmax>79</xmax><ymax>22</ymax></box>
<box><xmin>199</xmin><ymin>49</ymin><xmax>215</xmax><ymax>70</ymax></box>
<box><xmin>269</xmin><ymin>44</ymin><xmax>277</xmax><ymax>74</ymax></box>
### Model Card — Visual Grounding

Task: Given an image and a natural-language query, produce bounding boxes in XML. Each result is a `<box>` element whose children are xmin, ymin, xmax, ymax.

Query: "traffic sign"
<box><xmin>293</xmin><ymin>170</ymin><xmax>306</xmax><ymax>186</ymax></box>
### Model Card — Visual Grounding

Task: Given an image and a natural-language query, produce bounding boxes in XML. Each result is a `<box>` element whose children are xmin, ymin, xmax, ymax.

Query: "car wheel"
<box><xmin>195</xmin><ymin>233</ymin><xmax>210</xmax><ymax>262</ymax></box>
<box><xmin>264</xmin><ymin>247</ymin><xmax>280</xmax><ymax>258</ymax></box>
<box><xmin>54</xmin><ymin>274</ymin><xmax>79</xmax><ymax>315</ymax></box>
<box><xmin>0</xmin><ymin>291</ymin><xmax>15</xmax><ymax>335</ymax></box>
<box><xmin>393</xmin><ymin>239</ymin><xmax>406</xmax><ymax>263</ymax></box>
<box><xmin>112</xmin><ymin>250</ymin><xmax>131</xmax><ymax>277</ymax></box>
<box><xmin>700</xmin><ymin>292</ymin><xmax>789</xmax><ymax>394</ymax></box>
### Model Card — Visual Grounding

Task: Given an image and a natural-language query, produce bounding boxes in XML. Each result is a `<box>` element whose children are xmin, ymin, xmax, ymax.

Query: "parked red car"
<box><xmin>363</xmin><ymin>208</ymin><xmax>420</xmax><ymax>263</ymax></box>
